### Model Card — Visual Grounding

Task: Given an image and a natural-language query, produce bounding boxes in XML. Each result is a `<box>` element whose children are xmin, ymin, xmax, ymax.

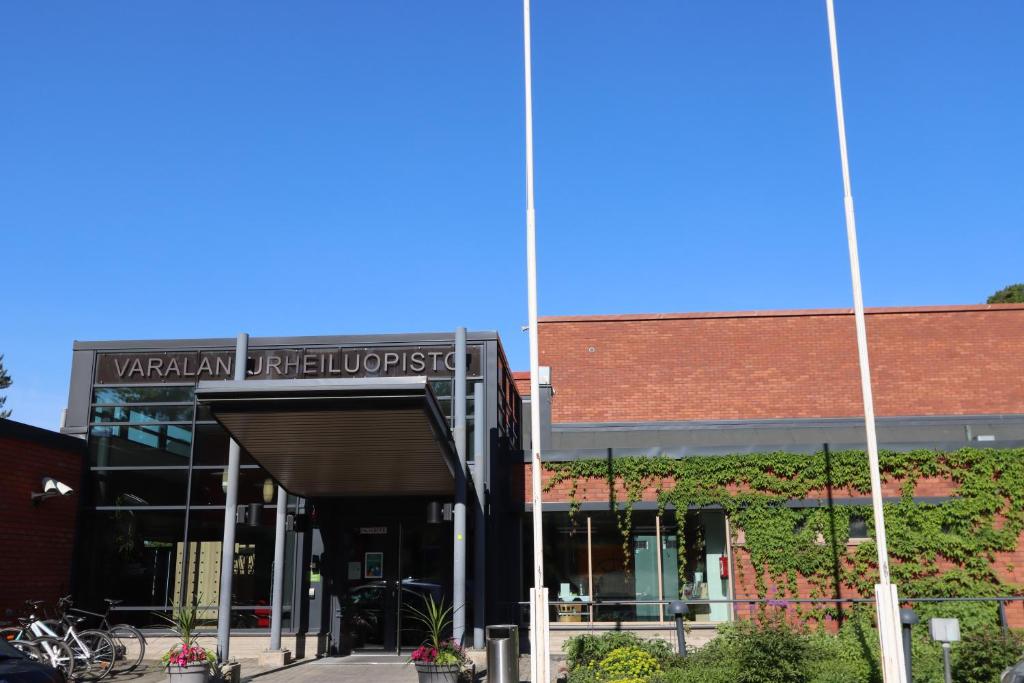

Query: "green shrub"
<box><xmin>598</xmin><ymin>647</ymin><xmax>661</xmax><ymax>681</ymax></box>
<box><xmin>952</xmin><ymin>627</ymin><xmax>1024</xmax><ymax>683</ymax></box>
<box><xmin>567</xmin><ymin>665</ymin><xmax>602</xmax><ymax>683</ymax></box>
<box><xmin>653</xmin><ymin>613</ymin><xmax>885</xmax><ymax>683</ymax></box>
<box><xmin>730</xmin><ymin>619</ymin><xmax>811</xmax><ymax>683</ymax></box>
<box><xmin>564</xmin><ymin>632</ymin><xmax>677</xmax><ymax>672</ymax></box>
<box><xmin>651</xmin><ymin>636</ymin><xmax>738</xmax><ymax>683</ymax></box>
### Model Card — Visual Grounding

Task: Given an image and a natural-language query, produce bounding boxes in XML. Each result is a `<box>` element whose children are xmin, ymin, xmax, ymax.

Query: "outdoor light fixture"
<box><xmin>262</xmin><ymin>478</ymin><xmax>275</xmax><ymax>504</ymax></box>
<box><xmin>669</xmin><ymin>600</ymin><xmax>689</xmax><ymax>656</ymax></box>
<box><xmin>31</xmin><ymin>477</ymin><xmax>74</xmax><ymax>505</ymax></box>
<box><xmin>929</xmin><ymin>617</ymin><xmax>961</xmax><ymax>683</ymax></box>
<box><xmin>221</xmin><ymin>469</ymin><xmax>228</xmax><ymax>493</ymax></box>
<box><xmin>427</xmin><ymin>501</ymin><xmax>443</xmax><ymax>524</ymax></box>
<box><xmin>248</xmin><ymin>502</ymin><xmax>263</xmax><ymax>528</ymax></box>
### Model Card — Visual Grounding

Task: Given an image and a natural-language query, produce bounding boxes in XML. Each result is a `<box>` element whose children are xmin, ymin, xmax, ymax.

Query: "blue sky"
<box><xmin>2</xmin><ymin>1</ymin><xmax>1021</xmax><ymax>430</ymax></box>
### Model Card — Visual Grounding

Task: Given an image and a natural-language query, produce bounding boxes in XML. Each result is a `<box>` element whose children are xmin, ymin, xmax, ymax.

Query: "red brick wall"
<box><xmin>0</xmin><ymin>432</ymin><xmax>83</xmax><ymax>617</ymax></box>
<box><xmin>512</xmin><ymin>371</ymin><xmax>531</xmax><ymax>397</ymax></box>
<box><xmin>537</xmin><ymin>305</ymin><xmax>1024</xmax><ymax>424</ymax></box>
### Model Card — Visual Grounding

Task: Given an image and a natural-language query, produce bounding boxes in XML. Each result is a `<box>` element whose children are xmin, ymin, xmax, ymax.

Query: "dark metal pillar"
<box><xmin>472</xmin><ymin>382</ymin><xmax>486</xmax><ymax>649</ymax></box>
<box><xmin>899</xmin><ymin>608</ymin><xmax>918</xmax><ymax>682</ymax></box>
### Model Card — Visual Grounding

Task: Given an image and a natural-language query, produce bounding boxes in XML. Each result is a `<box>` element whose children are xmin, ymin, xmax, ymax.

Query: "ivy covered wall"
<box><xmin>539</xmin><ymin>448</ymin><xmax>1024</xmax><ymax>630</ymax></box>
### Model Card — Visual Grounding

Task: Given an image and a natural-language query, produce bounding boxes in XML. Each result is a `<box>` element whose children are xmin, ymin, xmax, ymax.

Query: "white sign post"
<box><xmin>823</xmin><ymin>1</ymin><xmax>906</xmax><ymax>681</ymax></box>
<box><xmin>522</xmin><ymin>1</ymin><xmax>550</xmax><ymax>681</ymax></box>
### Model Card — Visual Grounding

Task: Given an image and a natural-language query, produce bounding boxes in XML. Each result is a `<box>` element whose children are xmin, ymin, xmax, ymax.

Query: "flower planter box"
<box><xmin>414</xmin><ymin>662</ymin><xmax>461</xmax><ymax>683</ymax></box>
<box><xmin>167</xmin><ymin>663</ymin><xmax>210</xmax><ymax>683</ymax></box>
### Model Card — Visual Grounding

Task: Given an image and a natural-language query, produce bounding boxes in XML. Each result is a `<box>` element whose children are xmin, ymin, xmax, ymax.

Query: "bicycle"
<box><xmin>57</xmin><ymin>597</ymin><xmax>146</xmax><ymax>673</ymax></box>
<box><xmin>1</xmin><ymin>599</ymin><xmax>114</xmax><ymax>680</ymax></box>
<box><xmin>1</xmin><ymin>612</ymin><xmax>77</xmax><ymax>679</ymax></box>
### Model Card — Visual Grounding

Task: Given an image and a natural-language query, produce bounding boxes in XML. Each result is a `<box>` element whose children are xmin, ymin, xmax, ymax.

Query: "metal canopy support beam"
<box><xmin>452</xmin><ymin>327</ymin><xmax>468</xmax><ymax>643</ymax></box>
<box><xmin>269</xmin><ymin>485</ymin><xmax>287</xmax><ymax>652</ymax></box>
<box><xmin>217</xmin><ymin>332</ymin><xmax>248</xmax><ymax>662</ymax></box>
<box><xmin>823</xmin><ymin>2</ymin><xmax>905</xmax><ymax>681</ymax></box>
<box><xmin>472</xmin><ymin>382</ymin><xmax>486</xmax><ymax>649</ymax></box>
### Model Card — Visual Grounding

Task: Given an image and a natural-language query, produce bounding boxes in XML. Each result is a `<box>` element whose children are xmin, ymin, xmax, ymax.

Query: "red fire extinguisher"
<box><xmin>719</xmin><ymin>555</ymin><xmax>729</xmax><ymax>579</ymax></box>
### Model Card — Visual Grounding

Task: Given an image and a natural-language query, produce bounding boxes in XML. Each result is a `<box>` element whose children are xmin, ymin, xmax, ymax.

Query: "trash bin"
<box><xmin>486</xmin><ymin>624</ymin><xmax>519</xmax><ymax>683</ymax></box>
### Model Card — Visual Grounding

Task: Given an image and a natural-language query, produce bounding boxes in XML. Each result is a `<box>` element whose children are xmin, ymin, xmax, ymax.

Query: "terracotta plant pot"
<box><xmin>414</xmin><ymin>662</ymin><xmax>461</xmax><ymax>683</ymax></box>
<box><xmin>167</xmin><ymin>663</ymin><xmax>210</xmax><ymax>683</ymax></box>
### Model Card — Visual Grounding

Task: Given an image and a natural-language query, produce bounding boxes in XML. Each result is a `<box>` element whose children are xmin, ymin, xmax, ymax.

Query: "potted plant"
<box><xmin>407</xmin><ymin>596</ymin><xmax>467</xmax><ymax>683</ymax></box>
<box><xmin>154</xmin><ymin>598</ymin><xmax>219</xmax><ymax>683</ymax></box>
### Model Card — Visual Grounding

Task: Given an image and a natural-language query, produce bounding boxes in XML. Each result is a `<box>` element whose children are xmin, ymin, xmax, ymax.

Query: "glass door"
<box><xmin>341</xmin><ymin>523</ymin><xmax>400</xmax><ymax>652</ymax></box>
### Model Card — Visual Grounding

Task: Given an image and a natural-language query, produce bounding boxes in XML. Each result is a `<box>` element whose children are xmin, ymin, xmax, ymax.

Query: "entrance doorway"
<box><xmin>320</xmin><ymin>501</ymin><xmax>452</xmax><ymax>655</ymax></box>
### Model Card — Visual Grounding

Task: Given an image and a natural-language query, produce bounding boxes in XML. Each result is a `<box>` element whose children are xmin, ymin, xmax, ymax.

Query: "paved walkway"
<box><xmin>113</xmin><ymin>654</ymin><xmax>507</xmax><ymax>683</ymax></box>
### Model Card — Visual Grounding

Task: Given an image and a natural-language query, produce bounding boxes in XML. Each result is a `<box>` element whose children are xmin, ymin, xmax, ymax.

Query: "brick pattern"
<box><xmin>536</xmin><ymin>305</ymin><xmax>1024</xmax><ymax>424</ymax></box>
<box><xmin>0</xmin><ymin>434</ymin><xmax>83</xmax><ymax>616</ymax></box>
<box><xmin>512</xmin><ymin>371</ymin><xmax>531</xmax><ymax>397</ymax></box>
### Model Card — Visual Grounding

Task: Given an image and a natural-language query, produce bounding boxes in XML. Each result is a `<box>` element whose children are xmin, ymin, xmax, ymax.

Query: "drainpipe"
<box><xmin>452</xmin><ymin>328</ymin><xmax>468</xmax><ymax>643</ymax></box>
<box><xmin>472</xmin><ymin>382</ymin><xmax>486</xmax><ymax>649</ymax></box>
<box><xmin>269</xmin><ymin>485</ymin><xmax>287</xmax><ymax>652</ymax></box>
<box><xmin>216</xmin><ymin>332</ymin><xmax>248</xmax><ymax>662</ymax></box>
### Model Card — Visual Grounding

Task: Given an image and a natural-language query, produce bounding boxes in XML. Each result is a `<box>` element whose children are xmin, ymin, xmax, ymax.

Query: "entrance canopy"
<box><xmin>195</xmin><ymin>377</ymin><xmax>457</xmax><ymax>497</ymax></box>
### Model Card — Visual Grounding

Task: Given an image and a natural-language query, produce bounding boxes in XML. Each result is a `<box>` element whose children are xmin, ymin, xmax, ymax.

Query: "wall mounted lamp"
<box><xmin>31</xmin><ymin>477</ymin><xmax>74</xmax><ymax>505</ymax></box>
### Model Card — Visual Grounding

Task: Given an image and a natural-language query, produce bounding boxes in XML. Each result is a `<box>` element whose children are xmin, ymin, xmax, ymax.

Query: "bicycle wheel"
<box><xmin>33</xmin><ymin>636</ymin><xmax>76</xmax><ymax>680</ymax></box>
<box><xmin>108</xmin><ymin>624</ymin><xmax>146</xmax><ymax>671</ymax></box>
<box><xmin>74</xmin><ymin>630</ymin><xmax>116</xmax><ymax>681</ymax></box>
<box><xmin>8</xmin><ymin>639</ymin><xmax>42</xmax><ymax>661</ymax></box>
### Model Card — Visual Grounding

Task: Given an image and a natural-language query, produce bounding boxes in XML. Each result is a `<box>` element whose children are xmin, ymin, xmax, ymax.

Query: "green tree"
<box><xmin>987</xmin><ymin>283</ymin><xmax>1024</xmax><ymax>303</ymax></box>
<box><xmin>0</xmin><ymin>354</ymin><xmax>10</xmax><ymax>418</ymax></box>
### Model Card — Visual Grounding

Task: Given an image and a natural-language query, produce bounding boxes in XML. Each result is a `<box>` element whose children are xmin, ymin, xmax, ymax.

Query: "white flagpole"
<box><xmin>823</xmin><ymin>1</ymin><xmax>906</xmax><ymax>681</ymax></box>
<box><xmin>522</xmin><ymin>0</ymin><xmax>550</xmax><ymax>681</ymax></box>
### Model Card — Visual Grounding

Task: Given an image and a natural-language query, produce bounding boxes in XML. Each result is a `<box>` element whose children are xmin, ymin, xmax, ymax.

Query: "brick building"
<box><xmin>51</xmin><ymin>303</ymin><xmax>1024</xmax><ymax>654</ymax></box>
<box><xmin>523</xmin><ymin>304</ymin><xmax>1024</xmax><ymax>636</ymax></box>
<box><xmin>0</xmin><ymin>419</ymin><xmax>85</xmax><ymax>618</ymax></box>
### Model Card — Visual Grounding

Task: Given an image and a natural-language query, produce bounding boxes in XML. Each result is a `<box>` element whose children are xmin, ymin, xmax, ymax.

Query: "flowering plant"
<box><xmin>406</xmin><ymin>596</ymin><xmax>466</xmax><ymax>667</ymax></box>
<box><xmin>161</xmin><ymin>643</ymin><xmax>217</xmax><ymax>668</ymax></box>
<box><xmin>410</xmin><ymin>640</ymin><xmax>465</xmax><ymax>666</ymax></box>
<box><xmin>153</xmin><ymin>595</ymin><xmax>219</xmax><ymax>673</ymax></box>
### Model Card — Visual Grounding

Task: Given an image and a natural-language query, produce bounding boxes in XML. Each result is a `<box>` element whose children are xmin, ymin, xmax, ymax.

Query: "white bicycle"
<box><xmin>0</xmin><ymin>600</ymin><xmax>115</xmax><ymax>680</ymax></box>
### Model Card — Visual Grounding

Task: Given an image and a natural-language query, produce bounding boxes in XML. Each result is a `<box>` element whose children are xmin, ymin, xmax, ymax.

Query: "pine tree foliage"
<box><xmin>987</xmin><ymin>283</ymin><xmax>1024</xmax><ymax>303</ymax></box>
<box><xmin>0</xmin><ymin>354</ymin><xmax>11</xmax><ymax>419</ymax></box>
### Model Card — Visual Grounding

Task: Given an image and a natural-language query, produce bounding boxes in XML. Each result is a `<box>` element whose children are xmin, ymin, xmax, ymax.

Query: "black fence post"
<box><xmin>900</xmin><ymin>608</ymin><xmax>919</xmax><ymax>682</ymax></box>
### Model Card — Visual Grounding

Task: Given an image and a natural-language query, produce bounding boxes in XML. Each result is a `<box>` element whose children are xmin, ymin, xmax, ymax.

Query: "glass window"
<box><xmin>542</xmin><ymin>513</ymin><xmax>591</xmax><ymax>622</ymax></box>
<box><xmin>190</xmin><ymin>423</ymin><xmax>256</xmax><ymax>466</ymax></box>
<box><xmin>183</xmin><ymin>508</ymin><xmax>287</xmax><ymax>623</ymax></box>
<box><xmin>92</xmin><ymin>468</ymin><xmax>189</xmax><ymax>507</ymax></box>
<box><xmin>91</xmin><ymin>405</ymin><xmax>194</xmax><ymax>424</ymax></box>
<box><xmin>589</xmin><ymin>512</ymin><xmax>633</xmax><ymax>621</ymax></box>
<box><xmin>849</xmin><ymin>515</ymin><xmax>869</xmax><ymax>539</ymax></box>
<box><xmin>536</xmin><ymin>509</ymin><xmax>729</xmax><ymax>623</ymax></box>
<box><xmin>429</xmin><ymin>380</ymin><xmax>452</xmax><ymax>398</ymax></box>
<box><xmin>76</xmin><ymin>508</ymin><xmax>295</xmax><ymax>630</ymax></box>
<box><xmin>189</xmin><ymin>467</ymin><xmax>280</xmax><ymax>507</ymax></box>
<box><xmin>89</xmin><ymin>425</ymin><xmax>192</xmax><ymax>467</ymax></box>
<box><xmin>93</xmin><ymin>386</ymin><xmax>194</xmax><ymax>404</ymax></box>
<box><xmin>75</xmin><ymin>510</ymin><xmax>187</xmax><ymax>626</ymax></box>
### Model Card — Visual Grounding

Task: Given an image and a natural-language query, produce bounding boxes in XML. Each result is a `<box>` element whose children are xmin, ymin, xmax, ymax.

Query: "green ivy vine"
<box><xmin>543</xmin><ymin>448</ymin><xmax>1024</xmax><ymax>631</ymax></box>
